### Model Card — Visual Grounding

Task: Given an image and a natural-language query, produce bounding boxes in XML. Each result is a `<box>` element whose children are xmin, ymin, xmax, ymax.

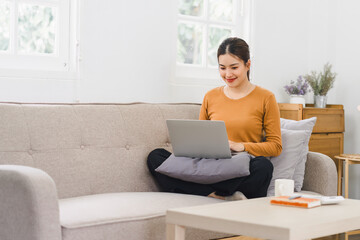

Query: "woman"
<box><xmin>147</xmin><ymin>37</ymin><xmax>282</xmax><ymax>200</ymax></box>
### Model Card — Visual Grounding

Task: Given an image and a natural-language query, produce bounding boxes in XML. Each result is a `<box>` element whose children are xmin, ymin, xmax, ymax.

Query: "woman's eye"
<box><xmin>232</xmin><ymin>67</ymin><xmax>238</xmax><ymax>70</ymax></box>
<box><xmin>220</xmin><ymin>68</ymin><xmax>225</xmax><ymax>70</ymax></box>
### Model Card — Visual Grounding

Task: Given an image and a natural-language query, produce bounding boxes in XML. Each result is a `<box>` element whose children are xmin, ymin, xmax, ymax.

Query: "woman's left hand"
<box><xmin>228</xmin><ymin>140</ymin><xmax>245</xmax><ymax>152</ymax></box>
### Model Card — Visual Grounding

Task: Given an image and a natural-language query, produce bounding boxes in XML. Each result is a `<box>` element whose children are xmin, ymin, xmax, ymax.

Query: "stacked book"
<box><xmin>270</xmin><ymin>196</ymin><xmax>321</xmax><ymax>208</ymax></box>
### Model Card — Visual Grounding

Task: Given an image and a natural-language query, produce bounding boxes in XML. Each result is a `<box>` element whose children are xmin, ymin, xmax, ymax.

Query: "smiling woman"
<box><xmin>147</xmin><ymin>37</ymin><xmax>282</xmax><ymax>201</ymax></box>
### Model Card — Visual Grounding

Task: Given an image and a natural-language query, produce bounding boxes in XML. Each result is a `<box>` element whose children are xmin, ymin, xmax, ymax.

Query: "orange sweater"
<box><xmin>199</xmin><ymin>86</ymin><xmax>282</xmax><ymax>157</ymax></box>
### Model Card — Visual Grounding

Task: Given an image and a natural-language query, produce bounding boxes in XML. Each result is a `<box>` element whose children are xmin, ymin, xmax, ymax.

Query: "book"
<box><xmin>270</xmin><ymin>196</ymin><xmax>321</xmax><ymax>208</ymax></box>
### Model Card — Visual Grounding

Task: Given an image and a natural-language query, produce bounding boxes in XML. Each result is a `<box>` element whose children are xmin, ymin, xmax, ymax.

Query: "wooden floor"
<box><xmin>215</xmin><ymin>233</ymin><xmax>360</xmax><ymax>240</ymax></box>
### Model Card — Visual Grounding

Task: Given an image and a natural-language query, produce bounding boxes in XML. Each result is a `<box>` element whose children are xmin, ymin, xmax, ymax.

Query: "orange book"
<box><xmin>270</xmin><ymin>196</ymin><xmax>321</xmax><ymax>208</ymax></box>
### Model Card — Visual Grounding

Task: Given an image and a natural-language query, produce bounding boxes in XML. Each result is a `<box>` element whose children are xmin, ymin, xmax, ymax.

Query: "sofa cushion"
<box><xmin>155</xmin><ymin>152</ymin><xmax>251</xmax><ymax>184</ymax></box>
<box><xmin>267</xmin><ymin>129</ymin><xmax>311</xmax><ymax>196</ymax></box>
<box><xmin>61</xmin><ymin>215</ymin><xmax>228</xmax><ymax>240</ymax></box>
<box><xmin>280</xmin><ymin>117</ymin><xmax>316</xmax><ymax>191</ymax></box>
<box><xmin>59</xmin><ymin>192</ymin><xmax>223</xmax><ymax>229</ymax></box>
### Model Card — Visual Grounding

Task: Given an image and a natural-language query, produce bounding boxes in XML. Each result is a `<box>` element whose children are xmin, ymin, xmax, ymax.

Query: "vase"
<box><xmin>314</xmin><ymin>95</ymin><xmax>327</xmax><ymax>108</ymax></box>
<box><xmin>289</xmin><ymin>95</ymin><xmax>305</xmax><ymax>107</ymax></box>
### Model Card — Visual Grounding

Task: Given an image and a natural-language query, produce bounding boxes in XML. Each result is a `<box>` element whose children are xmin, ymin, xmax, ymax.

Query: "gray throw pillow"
<box><xmin>280</xmin><ymin>117</ymin><xmax>316</xmax><ymax>191</ymax></box>
<box><xmin>155</xmin><ymin>152</ymin><xmax>251</xmax><ymax>184</ymax></box>
<box><xmin>267</xmin><ymin>128</ymin><xmax>312</xmax><ymax>196</ymax></box>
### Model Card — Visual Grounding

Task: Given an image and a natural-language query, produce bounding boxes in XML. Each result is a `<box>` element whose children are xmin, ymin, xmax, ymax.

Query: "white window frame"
<box><xmin>174</xmin><ymin>0</ymin><xmax>253</xmax><ymax>83</ymax></box>
<box><xmin>0</xmin><ymin>0</ymin><xmax>77</xmax><ymax>79</ymax></box>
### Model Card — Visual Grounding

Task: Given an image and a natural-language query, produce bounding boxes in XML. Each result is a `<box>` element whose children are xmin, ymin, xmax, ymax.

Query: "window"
<box><xmin>0</xmin><ymin>0</ymin><xmax>73</xmax><ymax>72</ymax></box>
<box><xmin>176</xmin><ymin>0</ymin><xmax>252</xmax><ymax>80</ymax></box>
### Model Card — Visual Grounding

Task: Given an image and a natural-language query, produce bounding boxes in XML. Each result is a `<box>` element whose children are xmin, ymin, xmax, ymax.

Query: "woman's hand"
<box><xmin>228</xmin><ymin>140</ymin><xmax>245</xmax><ymax>152</ymax></box>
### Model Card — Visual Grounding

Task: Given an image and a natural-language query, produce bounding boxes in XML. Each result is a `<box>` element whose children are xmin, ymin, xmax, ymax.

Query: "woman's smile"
<box><xmin>226</xmin><ymin>78</ymin><xmax>237</xmax><ymax>83</ymax></box>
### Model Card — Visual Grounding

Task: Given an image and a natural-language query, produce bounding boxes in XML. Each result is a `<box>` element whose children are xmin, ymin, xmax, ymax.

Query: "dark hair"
<box><xmin>217</xmin><ymin>37</ymin><xmax>250</xmax><ymax>80</ymax></box>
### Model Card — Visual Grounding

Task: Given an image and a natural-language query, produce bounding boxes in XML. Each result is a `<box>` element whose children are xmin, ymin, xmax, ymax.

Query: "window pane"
<box><xmin>177</xmin><ymin>22</ymin><xmax>203</xmax><ymax>65</ymax></box>
<box><xmin>208</xmin><ymin>27</ymin><xmax>231</xmax><ymax>67</ymax></box>
<box><xmin>18</xmin><ymin>4</ymin><xmax>56</xmax><ymax>54</ymax></box>
<box><xmin>0</xmin><ymin>1</ymin><xmax>10</xmax><ymax>51</ymax></box>
<box><xmin>209</xmin><ymin>0</ymin><xmax>233</xmax><ymax>22</ymax></box>
<box><xmin>179</xmin><ymin>0</ymin><xmax>204</xmax><ymax>17</ymax></box>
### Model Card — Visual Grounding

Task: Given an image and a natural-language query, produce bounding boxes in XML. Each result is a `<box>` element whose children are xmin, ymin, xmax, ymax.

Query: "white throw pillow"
<box><xmin>280</xmin><ymin>117</ymin><xmax>317</xmax><ymax>191</ymax></box>
<box><xmin>267</xmin><ymin>128</ymin><xmax>311</xmax><ymax>196</ymax></box>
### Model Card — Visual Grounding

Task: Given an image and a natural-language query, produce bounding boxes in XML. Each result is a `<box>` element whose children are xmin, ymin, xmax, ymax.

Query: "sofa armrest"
<box><xmin>0</xmin><ymin>165</ymin><xmax>61</xmax><ymax>240</ymax></box>
<box><xmin>302</xmin><ymin>152</ymin><xmax>337</xmax><ymax>196</ymax></box>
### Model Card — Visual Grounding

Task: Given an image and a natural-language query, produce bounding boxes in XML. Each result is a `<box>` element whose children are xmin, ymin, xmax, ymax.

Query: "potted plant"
<box><xmin>304</xmin><ymin>63</ymin><xmax>337</xmax><ymax>108</ymax></box>
<box><xmin>283</xmin><ymin>75</ymin><xmax>310</xmax><ymax>107</ymax></box>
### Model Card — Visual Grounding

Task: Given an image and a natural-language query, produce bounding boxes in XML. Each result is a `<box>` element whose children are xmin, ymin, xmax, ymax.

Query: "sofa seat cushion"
<box><xmin>59</xmin><ymin>192</ymin><xmax>223</xmax><ymax>229</ymax></box>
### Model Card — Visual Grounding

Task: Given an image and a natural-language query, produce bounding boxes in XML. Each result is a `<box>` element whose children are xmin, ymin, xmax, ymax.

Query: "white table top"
<box><xmin>166</xmin><ymin>197</ymin><xmax>360</xmax><ymax>240</ymax></box>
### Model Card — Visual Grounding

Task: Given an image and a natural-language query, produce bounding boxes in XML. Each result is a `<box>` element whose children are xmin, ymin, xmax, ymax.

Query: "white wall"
<box><xmin>251</xmin><ymin>0</ymin><xmax>310</xmax><ymax>101</ymax></box>
<box><xmin>78</xmin><ymin>0</ymin><xmax>176</xmax><ymax>103</ymax></box>
<box><xmin>330</xmin><ymin>0</ymin><xmax>360</xmax><ymax>199</ymax></box>
<box><xmin>0</xmin><ymin>76</ymin><xmax>75</xmax><ymax>102</ymax></box>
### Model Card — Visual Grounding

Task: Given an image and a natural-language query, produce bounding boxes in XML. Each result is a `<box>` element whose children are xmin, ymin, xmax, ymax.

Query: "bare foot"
<box><xmin>208</xmin><ymin>192</ymin><xmax>225</xmax><ymax>200</ymax></box>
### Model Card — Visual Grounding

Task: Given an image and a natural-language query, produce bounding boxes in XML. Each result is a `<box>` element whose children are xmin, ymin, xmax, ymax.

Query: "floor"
<box><xmin>216</xmin><ymin>233</ymin><xmax>360</xmax><ymax>240</ymax></box>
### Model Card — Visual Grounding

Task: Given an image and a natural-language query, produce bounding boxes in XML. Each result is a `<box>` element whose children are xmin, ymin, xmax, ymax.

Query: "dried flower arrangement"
<box><xmin>284</xmin><ymin>76</ymin><xmax>310</xmax><ymax>96</ymax></box>
<box><xmin>304</xmin><ymin>63</ymin><xmax>336</xmax><ymax>96</ymax></box>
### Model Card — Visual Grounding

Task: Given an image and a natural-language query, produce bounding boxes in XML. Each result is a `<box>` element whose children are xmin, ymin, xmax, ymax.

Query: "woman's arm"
<box><xmin>242</xmin><ymin>94</ymin><xmax>282</xmax><ymax>157</ymax></box>
<box><xmin>199</xmin><ymin>95</ymin><xmax>209</xmax><ymax>120</ymax></box>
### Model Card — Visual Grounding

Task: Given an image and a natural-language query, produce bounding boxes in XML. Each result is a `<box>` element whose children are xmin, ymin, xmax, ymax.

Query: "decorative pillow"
<box><xmin>267</xmin><ymin>128</ymin><xmax>311</xmax><ymax>196</ymax></box>
<box><xmin>280</xmin><ymin>117</ymin><xmax>317</xmax><ymax>191</ymax></box>
<box><xmin>155</xmin><ymin>152</ymin><xmax>251</xmax><ymax>184</ymax></box>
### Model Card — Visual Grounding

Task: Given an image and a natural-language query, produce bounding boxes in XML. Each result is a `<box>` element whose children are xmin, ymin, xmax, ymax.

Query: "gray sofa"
<box><xmin>0</xmin><ymin>102</ymin><xmax>337</xmax><ymax>240</ymax></box>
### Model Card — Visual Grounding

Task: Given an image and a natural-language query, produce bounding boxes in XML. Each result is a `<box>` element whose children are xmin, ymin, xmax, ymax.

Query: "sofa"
<box><xmin>0</xmin><ymin>102</ymin><xmax>337</xmax><ymax>240</ymax></box>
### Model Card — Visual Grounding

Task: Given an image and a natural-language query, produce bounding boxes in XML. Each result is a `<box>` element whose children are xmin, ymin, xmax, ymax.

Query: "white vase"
<box><xmin>289</xmin><ymin>95</ymin><xmax>305</xmax><ymax>107</ymax></box>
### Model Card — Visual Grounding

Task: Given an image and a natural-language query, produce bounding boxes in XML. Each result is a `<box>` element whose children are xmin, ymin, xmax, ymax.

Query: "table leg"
<box><xmin>167</xmin><ymin>223</ymin><xmax>186</xmax><ymax>240</ymax></box>
<box><xmin>337</xmin><ymin>159</ymin><xmax>343</xmax><ymax>196</ymax></box>
<box><xmin>344</xmin><ymin>159</ymin><xmax>349</xmax><ymax>198</ymax></box>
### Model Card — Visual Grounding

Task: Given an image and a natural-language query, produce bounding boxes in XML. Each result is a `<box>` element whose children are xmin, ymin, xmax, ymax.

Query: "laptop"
<box><xmin>166</xmin><ymin>119</ymin><xmax>232</xmax><ymax>159</ymax></box>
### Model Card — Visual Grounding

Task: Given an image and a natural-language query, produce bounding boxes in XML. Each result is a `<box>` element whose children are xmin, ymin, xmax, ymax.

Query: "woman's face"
<box><xmin>218</xmin><ymin>53</ymin><xmax>250</xmax><ymax>88</ymax></box>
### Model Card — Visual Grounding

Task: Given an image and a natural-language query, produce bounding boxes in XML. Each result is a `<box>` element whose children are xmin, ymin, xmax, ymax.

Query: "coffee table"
<box><xmin>166</xmin><ymin>197</ymin><xmax>360</xmax><ymax>240</ymax></box>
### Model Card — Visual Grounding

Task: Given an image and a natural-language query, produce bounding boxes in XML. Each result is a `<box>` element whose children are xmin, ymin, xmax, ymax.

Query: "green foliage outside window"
<box><xmin>177</xmin><ymin>0</ymin><xmax>234</xmax><ymax>66</ymax></box>
<box><xmin>18</xmin><ymin>4</ymin><xmax>56</xmax><ymax>54</ymax></box>
<box><xmin>179</xmin><ymin>0</ymin><xmax>203</xmax><ymax>17</ymax></box>
<box><xmin>0</xmin><ymin>1</ymin><xmax>10</xmax><ymax>51</ymax></box>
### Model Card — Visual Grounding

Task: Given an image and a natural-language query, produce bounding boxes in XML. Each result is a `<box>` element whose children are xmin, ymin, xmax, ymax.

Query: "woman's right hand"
<box><xmin>229</xmin><ymin>140</ymin><xmax>245</xmax><ymax>152</ymax></box>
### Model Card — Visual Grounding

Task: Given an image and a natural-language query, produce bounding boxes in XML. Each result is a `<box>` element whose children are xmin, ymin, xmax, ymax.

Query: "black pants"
<box><xmin>147</xmin><ymin>148</ymin><xmax>273</xmax><ymax>199</ymax></box>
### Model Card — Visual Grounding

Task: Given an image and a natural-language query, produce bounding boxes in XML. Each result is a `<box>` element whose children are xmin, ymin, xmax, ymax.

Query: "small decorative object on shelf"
<box><xmin>304</xmin><ymin>63</ymin><xmax>337</xmax><ymax>108</ymax></box>
<box><xmin>283</xmin><ymin>75</ymin><xmax>309</xmax><ymax>107</ymax></box>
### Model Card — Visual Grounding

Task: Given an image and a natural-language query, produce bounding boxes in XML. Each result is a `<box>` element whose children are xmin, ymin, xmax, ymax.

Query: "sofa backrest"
<box><xmin>0</xmin><ymin>103</ymin><xmax>200</xmax><ymax>199</ymax></box>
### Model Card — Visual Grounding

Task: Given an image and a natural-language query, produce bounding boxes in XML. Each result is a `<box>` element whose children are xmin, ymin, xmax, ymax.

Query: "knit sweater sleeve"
<box><xmin>199</xmin><ymin>94</ymin><xmax>209</xmax><ymax>120</ymax></box>
<box><xmin>243</xmin><ymin>94</ymin><xmax>282</xmax><ymax>157</ymax></box>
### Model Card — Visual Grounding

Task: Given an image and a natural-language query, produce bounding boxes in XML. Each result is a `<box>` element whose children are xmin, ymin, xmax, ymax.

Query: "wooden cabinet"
<box><xmin>278</xmin><ymin>103</ymin><xmax>345</xmax><ymax>160</ymax></box>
